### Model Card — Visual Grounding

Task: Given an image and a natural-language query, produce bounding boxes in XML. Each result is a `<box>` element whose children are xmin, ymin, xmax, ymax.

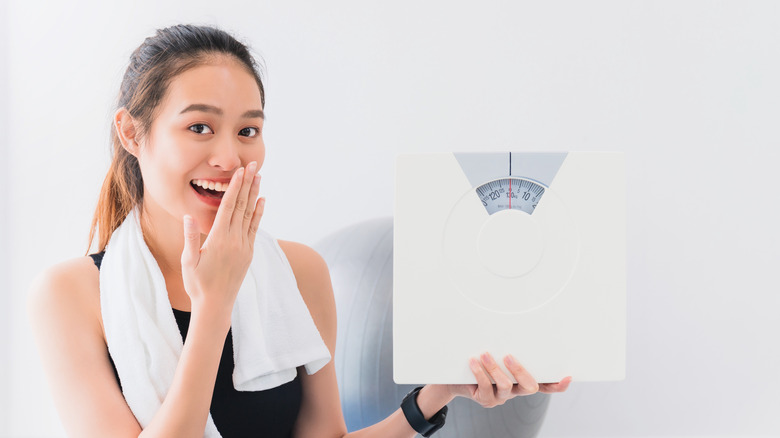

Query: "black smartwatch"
<box><xmin>400</xmin><ymin>386</ymin><xmax>448</xmax><ymax>437</ymax></box>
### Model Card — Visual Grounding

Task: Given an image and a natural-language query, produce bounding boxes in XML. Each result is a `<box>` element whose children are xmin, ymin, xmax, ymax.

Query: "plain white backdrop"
<box><xmin>2</xmin><ymin>1</ymin><xmax>779</xmax><ymax>437</ymax></box>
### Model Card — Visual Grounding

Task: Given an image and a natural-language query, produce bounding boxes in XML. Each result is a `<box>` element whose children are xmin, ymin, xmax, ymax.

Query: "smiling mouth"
<box><xmin>190</xmin><ymin>180</ymin><xmax>226</xmax><ymax>199</ymax></box>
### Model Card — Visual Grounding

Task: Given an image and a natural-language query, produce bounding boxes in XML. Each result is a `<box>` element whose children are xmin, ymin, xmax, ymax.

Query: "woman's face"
<box><xmin>135</xmin><ymin>56</ymin><xmax>265</xmax><ymax>233</ymax></box>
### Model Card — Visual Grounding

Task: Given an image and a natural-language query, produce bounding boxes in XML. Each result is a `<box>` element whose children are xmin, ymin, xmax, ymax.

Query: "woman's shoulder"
<box><xmin>276</xmin><ymin>240</ymin><xmax>328</xmax><ymax>275</ymax></box>
<box><xmin>28</xmin><ymin>255</ymin><xmax>101</xmax><ymax>300</ymax></box>
<box><xmin>277</xmin><ymin>239</ymin><xmax>333</xmax><ymax>304</ymax></box>
<box><xmin>27</xmin><ymin>255</ymin><xmax>104</xmax><ymax>340</ymax></box>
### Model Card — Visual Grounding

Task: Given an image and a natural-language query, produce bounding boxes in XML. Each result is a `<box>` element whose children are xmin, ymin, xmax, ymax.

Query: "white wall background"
<box><xmin>2</xmin><ymin>1</ymin><xmax>779</xmax><ymax>437</ymax></box>
<box><xmin>1</xmin><ymin>0</ymin><xmax>10</xmax><ymax>432</ymax></box>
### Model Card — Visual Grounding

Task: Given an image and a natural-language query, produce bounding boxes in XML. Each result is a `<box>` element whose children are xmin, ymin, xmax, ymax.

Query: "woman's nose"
<box><xmin>208</xmin><ymin>137</ymin><xmax>242</xmax><ymax>171</ymax></box>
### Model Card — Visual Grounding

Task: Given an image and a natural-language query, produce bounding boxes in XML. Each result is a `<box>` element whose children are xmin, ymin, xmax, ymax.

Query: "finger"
<box><xmin>247</xmin><ymin>196</ymin><xmax>265</xmax><ymax>240</ymax></box>
<box><xmin>231</xmin><ymin>161</ymin><xmax>256</xmax><ymax>232</ymax></box>
<box><xmin>211</xmin><ymin>167</ymin><xmax>244</xmax><ymax>236</ymax></box>
<box><xmin>181</xmin><ymin>215</ymin><xmax>200</xmax><ymax>268</ymax></box>
<box><xmin>539</xmin><ymin>376</ymin><xmax>573</xmax><ymax>394</ymax></box>
<box><xmin>243</xmin><ymin>173</ymin><xmax>261</xmax><ymax>235</ymax></box>
<box><xmin>469</xmin><ymin>357</ymin><xmax>496</xmax><ymax>406</ymax></box>
<box><xmin>503</xmin><ymin>355</ymin><xmax>539</xmax><ymax>395</ymax></box>
<box><xmin>480</xmin><ymin>353</ymin><xmax>514</xmax><ymax>402</ymax></box>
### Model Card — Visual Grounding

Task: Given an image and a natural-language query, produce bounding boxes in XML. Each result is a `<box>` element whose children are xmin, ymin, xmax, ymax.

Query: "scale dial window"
<box><xmin>476</xmin><ymin>177</ymin><xmax>546</xmax><ymax>215</ymax></box>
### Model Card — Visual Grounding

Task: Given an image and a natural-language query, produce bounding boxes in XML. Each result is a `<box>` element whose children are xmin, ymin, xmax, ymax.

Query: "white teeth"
<box><xmin>191</xmin><ymin>179</ymin><xmax>228</xmax><ymax>192</ymax></box>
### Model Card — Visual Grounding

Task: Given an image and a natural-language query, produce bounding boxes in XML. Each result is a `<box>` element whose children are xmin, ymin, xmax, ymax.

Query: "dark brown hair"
<box><xmin>86</xmin><ymin>24</ymin><xmax>265</xmax><ymax>255</ymax></box>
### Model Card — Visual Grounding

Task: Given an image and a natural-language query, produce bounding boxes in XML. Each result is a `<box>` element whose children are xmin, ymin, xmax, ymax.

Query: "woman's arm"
<box><xmin>280</xmin><ymin>240</ymin><xmax>348</xmax><ymax>437</ymax></box>
<box><xmin>138</xmin><ymin>302</ymin><xmax>232</xmax><ymax>437</ymax></box>
<box><xmin>28</xmin><ymin>257</ymin><xmax>234</xmax><ymax>438</ymax></box>
<box><xmin>28</xmin><ymin>257</ymin><xmax>143</xmax><ymax>437</ymax></box>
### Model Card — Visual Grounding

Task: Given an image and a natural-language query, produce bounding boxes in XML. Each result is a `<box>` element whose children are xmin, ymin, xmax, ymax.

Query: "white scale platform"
<box><xmin>393</xmin><ymin>152</ymin><xmax>625</xmax><ymax>384</ymax></box>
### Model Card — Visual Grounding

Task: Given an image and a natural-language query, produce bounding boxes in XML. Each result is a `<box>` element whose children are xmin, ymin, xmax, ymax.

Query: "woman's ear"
<box><xmin>114</xmin><ymin>107</ymin><xmax>141</xmax><ymax>157</ymax></box>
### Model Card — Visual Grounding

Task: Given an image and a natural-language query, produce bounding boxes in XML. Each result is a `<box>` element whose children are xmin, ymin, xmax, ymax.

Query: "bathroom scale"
<box><xmin>393</xmin><ymin>151</ymin><xmax>626</xmax><ymax>384</ymax></box>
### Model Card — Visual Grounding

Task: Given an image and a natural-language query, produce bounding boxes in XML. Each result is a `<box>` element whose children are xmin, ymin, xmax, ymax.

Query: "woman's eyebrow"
<box><xmin>179</xmin><ymin>103</ymin><xmax>264</xmax><ymax>119</ymax></box>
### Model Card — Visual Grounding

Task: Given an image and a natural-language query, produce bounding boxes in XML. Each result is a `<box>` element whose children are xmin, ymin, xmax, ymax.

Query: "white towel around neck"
<box><xmin>99</xmin><ymin>207</ymin><xmax>331</xmax><ymax>436</ymax></box>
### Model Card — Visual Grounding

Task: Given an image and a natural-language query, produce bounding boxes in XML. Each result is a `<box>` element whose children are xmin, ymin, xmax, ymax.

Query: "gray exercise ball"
<box><xmin>312</xmin><ymin>217</ymin><xmax>551</xmax><ymax>437</ymax></box>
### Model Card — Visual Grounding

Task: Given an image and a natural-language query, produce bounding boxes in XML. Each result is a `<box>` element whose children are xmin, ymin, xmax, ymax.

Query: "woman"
<box><xmin>27</xmin><ymin>24</ymin><xmax>572</xmax><ymax>437</ymax></box>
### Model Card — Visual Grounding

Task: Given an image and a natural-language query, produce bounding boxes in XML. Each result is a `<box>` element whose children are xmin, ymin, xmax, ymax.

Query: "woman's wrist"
<box><xmin>190</xmin><ymin>299</ymin><xmax>233</xmax><ymax>328</ymax></box>
<box><xmin>415</xmin><ymin>384</ymin><xmax>455</xmax><ymax>420</ymax></box>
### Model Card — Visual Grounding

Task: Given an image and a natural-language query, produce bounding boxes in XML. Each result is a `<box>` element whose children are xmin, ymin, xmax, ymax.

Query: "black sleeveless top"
<box><xmin>90</xmin><ymin>251</ymin><xmax>303</xmax><ymax>437</ymax></box>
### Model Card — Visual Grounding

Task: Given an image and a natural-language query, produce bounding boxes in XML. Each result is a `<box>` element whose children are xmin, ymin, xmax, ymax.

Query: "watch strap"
<box><xmin>401</xmin><ymin>386</ymin><xmax>448</xmax><ymax>437</ymax></box>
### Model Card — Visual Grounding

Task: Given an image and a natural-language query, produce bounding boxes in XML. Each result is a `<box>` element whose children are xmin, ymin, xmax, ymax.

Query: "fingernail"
<box><xmin>469</xmin><ymin>358</ymin><xmax>480</xmax><ymax>369</ymax></box>
<box><xmin>505</xmin><ymin>355</ymin><xmax>516</xmax><ymax>366</ymax></box>
<box><xmin>481</xmin><ymin>353</ymin><xmax>494</xmax><ymax>365</ymax></box>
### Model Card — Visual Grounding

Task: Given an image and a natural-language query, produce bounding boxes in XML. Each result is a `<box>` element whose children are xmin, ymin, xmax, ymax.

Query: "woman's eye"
<box><xmin>189</xmin><ymin>124</ymin><xmax>213</xmax><ymax>135</ymax></box>
<box><xmin>240</xmin><ymin>127</ymin><xmax>259</xmax><ymax>137</ymax></box>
